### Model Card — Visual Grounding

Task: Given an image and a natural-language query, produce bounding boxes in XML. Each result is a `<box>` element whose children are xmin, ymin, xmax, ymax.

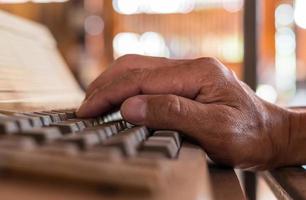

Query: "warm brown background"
<box><xmin>1</xmin><ymin>0</ymin><xmax>306</xmax><ymax>104</ymax></box>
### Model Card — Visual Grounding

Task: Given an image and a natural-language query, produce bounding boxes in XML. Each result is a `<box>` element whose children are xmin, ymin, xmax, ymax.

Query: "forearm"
<box><xmin>286</xmin><ymin>107</ymin><xmax>306</xmax><ymax>166</ymax></box>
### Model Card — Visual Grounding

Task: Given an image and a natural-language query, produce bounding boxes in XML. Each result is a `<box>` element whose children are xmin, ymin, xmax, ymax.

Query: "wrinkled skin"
<box><xmin>77</xmin><ymin>54</ymin><xmax>301</xmax><ymax>170</ymax></box>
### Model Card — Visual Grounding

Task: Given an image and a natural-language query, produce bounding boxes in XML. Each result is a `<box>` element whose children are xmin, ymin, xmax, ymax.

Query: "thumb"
<box><xmin>120</xmin><ymin>94</ymin><xmax>202</xmax><ymax>132</ymax></box>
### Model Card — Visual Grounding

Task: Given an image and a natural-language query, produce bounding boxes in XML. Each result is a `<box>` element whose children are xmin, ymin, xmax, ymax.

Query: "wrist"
<box><xmin>285</xmin><ymin>108</ymin><xmax>306</xmax><ymax>166</ymax></box>
<box><xmin>262</xmin><ymin>103</ymin><xmax>291</xmax><ymax>167</ymax></box>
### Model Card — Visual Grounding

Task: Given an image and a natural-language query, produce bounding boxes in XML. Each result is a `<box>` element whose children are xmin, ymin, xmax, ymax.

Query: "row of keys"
<box><xmin>0</xmin><ymin>109</ymin><xmax>182</xmax><ymax>159</ymax></box>
<box><xmin>0</xmin><ymin>128</ymin><xmax>182</xmax><ymax>159</ymax></box>
<box><xmin>0</xmin><ymin>110</ymin><xmax>107</xmax><ymax>133</ymax></box>
<box><xmin>0</xmin><ymin>109</ymin><xmax>184</xmax><ymax>194</ymax></box>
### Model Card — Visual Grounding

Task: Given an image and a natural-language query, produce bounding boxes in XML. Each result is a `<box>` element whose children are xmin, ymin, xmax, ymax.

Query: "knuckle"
<box><xmin>119</xmin><ymin>68</ymin><xmax>150</xmax><ymax>84</ymax></box>
<box><xmin>196</xmin><ymin>56</ymin><xmax>217</xmax><ymax>64</ymax></box>
<box><xmin>197</xmin><ymin>57</ymin><xmax>223</xmax><ymax>71</ymax></box>
<box><xmin>127</xmin><ymin>68</ymin><xmax>149</xmax><ymax>79</ymax></box>
<box><xmin>164</xmin><ymin>95</ymin><xmax>183</xmax><ymax>115</ymax></box>
<box><xmin>116</xmin><ymin>54</ymin><xmax>141</xmax><ymax>62</ymax></box>
<box><xmin>197</xmin><ymin>57</ymin><xmax>229</xmax><ymax>75</ymax></box>
<box><xmin>194</xmin><ymin>57</ymin><xmax>233</xmax><ymax>84</ymax></box>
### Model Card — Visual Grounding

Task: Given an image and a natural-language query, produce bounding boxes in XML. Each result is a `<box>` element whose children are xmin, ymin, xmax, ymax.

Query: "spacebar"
<box><xmin>0</xmin><ymin>149</ymin><xmax>164</xmax><ymax>193</ymax></box>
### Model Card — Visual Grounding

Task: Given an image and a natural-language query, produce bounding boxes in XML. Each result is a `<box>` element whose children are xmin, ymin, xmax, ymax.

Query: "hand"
<box><xmin>77</xmin><ymin>54</ymin><xmax>291</xmax><ymax>170</ymax></box>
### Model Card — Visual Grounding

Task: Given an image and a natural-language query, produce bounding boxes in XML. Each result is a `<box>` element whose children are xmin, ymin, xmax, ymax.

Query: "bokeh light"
<box><xmin>274</xmin><ymin>2</ymin><xmax>297</xmax><ymax>98</ymax></box>
<box><xmin>275</xmin><ymin>27</ymin><xmax>296</xmax><ymax>56</ymax></box>
<box><xmin>112</xmin><ymin>0</ymin><xmax>139</xmax><ymax>15</ymax></box>
<box><xmin>294</xmin><ymin>0</ymin><xmax>306</xmax><ymax>29</ymax></box>
<box><xmin>84</xmin><ymin>15</ymin><xmax>104</xmax><ymax>36</ymax></box>
<box><xmin>113</xmin><ymin>32</ymin><xmax>142</xmax><ymax>58</ymax></box>
<box><xmin>140</xmin><ymin>32</ymin><xmax>169</xmax><ymax>57</ymax></box>
<box><xmin>222</xmin><ymin>0</ymin><xmax>243</xmax><ymax>13</ymax></box>
<box><xmin>256</xmin><ymin>84</ymin><xmax>278</xmax><ymax>103</ymax></box>
<box><xmin>112</xmin><ymin>0</ymin><xmax>244</xmax><ymax>15</ymax></box>
<box><xmin>113</xmin><ymin>32</ymin><xmax>169</xmax><ymax>58</ymax></box>
<box><xmin>275</xmin><ymin>4</ymin><xmax>294</xmax><ymax>27</ymax></box>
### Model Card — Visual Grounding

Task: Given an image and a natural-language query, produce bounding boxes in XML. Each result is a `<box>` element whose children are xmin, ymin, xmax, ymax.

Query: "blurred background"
<box><xmin>0</xmin><ymin>0</ymin><xmax>305</xmax><ymax>106</ymax></box>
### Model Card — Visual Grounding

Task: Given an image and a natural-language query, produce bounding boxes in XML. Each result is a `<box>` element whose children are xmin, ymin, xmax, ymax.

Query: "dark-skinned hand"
<box><xmin>77</xmin><ymin>54</ymin><xmax>294</xmax><ymax>170</ymax></box>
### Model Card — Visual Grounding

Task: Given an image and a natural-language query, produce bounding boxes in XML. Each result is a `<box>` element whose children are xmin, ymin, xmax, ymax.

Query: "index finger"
<box><xmin>77</xmin><ymin>64</ymin><xmax>209</xmax><ymax>117</ymax></box>
<box><xmin>85</xmin><ymin>55</ymin><xmax>185</xmax><ymax>99</ymax></box>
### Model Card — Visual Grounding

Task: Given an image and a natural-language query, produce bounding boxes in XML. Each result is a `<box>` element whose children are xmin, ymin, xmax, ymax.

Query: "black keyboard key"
<box><xmin>19</xmin><ymin>127</ymin><xmax>62</xmax><ymax>144</ymax></box>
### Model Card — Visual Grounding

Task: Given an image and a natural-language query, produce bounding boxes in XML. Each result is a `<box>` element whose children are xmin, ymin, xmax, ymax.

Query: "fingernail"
<box><xmin>122</xmin><ymin>97</ymin><xmax>147</xmax><ymax>124</ymax></box>
<box><xmin>76</xmin><ymin>99</ymin><xmax>88</xmax><ymax>116</ymax></box>
<box><xmin>77</xmin><ymin>91</ymin><xmax>96</xmax><ymax>116</ymax></box>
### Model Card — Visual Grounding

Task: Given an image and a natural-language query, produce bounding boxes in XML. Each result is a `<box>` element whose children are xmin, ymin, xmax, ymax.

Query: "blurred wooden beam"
<box><xmin>242</xmin><ymin>1</ymin><xmax>258</xmax><ymax>199</ymax></box>
<box><xmin>243</xmin><ymin>0</ymin><xmax>258</xmax><ymax>90</ymax></box>
<box><xmin>102</xmin><ymin>0</ymin><xmax>114</xmax><ymax>65</ymax></box>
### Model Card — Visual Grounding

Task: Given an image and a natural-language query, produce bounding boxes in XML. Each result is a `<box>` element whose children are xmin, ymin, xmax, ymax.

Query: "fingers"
<box><xmin>120</xmin><ymin>94</ymin><xmax>225</xmax><ymax>143</ymax></box>
<box><xmin>77</xmin><ymin>65</ymin><xmax>204</xmax><ymax>117</ymax></box>
<box><xmin>85</xmin><ymin>55</ymin><xmax>184</xmax><ymax>99</ymax></box>
<box><xmin>120</xmin><ymin>94</ymin><xmax>199</xmax><ymax>131</ymax></box>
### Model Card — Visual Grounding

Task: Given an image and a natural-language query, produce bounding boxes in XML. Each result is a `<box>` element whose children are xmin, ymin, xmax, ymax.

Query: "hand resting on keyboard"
<box><xmin>77</xmin><ymin>55</ymin><xmax>297</xmax><ymax>170</ymax></box>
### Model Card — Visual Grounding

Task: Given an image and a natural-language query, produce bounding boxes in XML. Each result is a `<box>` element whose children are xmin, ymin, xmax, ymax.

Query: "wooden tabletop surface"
<box><xmin>261</xmin><ymin>167</ymin><xmax>306</xmax><ymax>200</ymax></box>
<box><xmin>209</xmin><ymin>164</ymin><xmax>245</xmax><ymax>200</ymax></box>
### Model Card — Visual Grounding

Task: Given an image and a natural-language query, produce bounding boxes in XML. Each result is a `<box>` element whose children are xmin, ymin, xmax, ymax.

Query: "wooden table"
<box><xmin>261</xmin><ymin>167</ymin><xmax>306</xmax><ymax>200</ymax></box>
<box><xmin>209</xmin><ymin>164</ymin><xmax>245</xmax><ymax>200</ymax></box>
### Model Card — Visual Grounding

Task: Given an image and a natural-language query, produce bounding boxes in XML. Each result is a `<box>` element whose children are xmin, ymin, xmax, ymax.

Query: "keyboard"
<box><xmin>0</xmin><ymin>11</ymin><xmax>244</xmax><ymax>200</ymax></box>
<box><xmin>0</xmin><ymin>109</ymin><xmax>212</xmax><ymax>199</ymax></box>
